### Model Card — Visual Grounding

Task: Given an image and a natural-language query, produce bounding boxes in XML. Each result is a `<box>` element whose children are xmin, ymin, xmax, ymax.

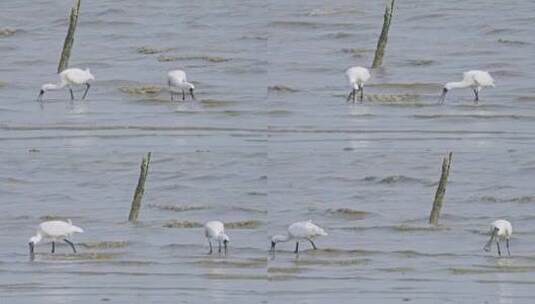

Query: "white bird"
<box><xmin>204</xmin><ymin>221</ymin><xmax>229</xmax><ymax>255</ymax></box>
<box><xmin>270</xmin><ymin>220</ymin><xmax>327</xmax><ymax>254</ymax></box>
<box><xmin>483</xmin><ymin>219</ymin><xmax>512</xmax><ymax>256</ymax></box>
<box><xmin>439</xmin><ymin>70</ymin><xmax>495</xmax><ymax>104</ymax></box>
<box><xmin>28</xmin><ymin>219</ymin><xmax>84</xmax><ymax>259</ymax></box>
<box><xmin>167</xmin><ymin>70</ymin><xmax>195</xmax><ymax>101</ymax></box>
<box><xmin>38</xmin><ymin>68</ymin><xmax>95</xmax><ymax>101</ymax></box>
<box><xmin>345</xmin><ymin>66</ymin><xmax>371</xmax><ymax>103</ymax></box>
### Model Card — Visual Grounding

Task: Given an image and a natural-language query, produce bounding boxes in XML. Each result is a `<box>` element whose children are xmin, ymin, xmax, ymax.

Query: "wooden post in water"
<box><xmin>429</xmin><ymin>152</ymin><xmax>453</xmax><ymax>225</ymax></box>
<box><xmin>57</xmin><ymin>0</ymin><xmax>81</xmax><ymax>73</ymax></box>
<box><xmin>128</xmin><ymin>152</ymin><xmax>151</xmax><ymax>222</ymax></box>
<box><xmin>371</xmin><ymin>0</ymin><xmax>395</xmax><ymax>69</ymax></box>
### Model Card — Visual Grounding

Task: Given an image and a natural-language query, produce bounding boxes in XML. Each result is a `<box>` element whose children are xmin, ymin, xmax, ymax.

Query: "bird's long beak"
<box><xmin>483</xmin><ymin>228</ymin><xmax>498</xmax><ymax>252</ymax></box>
<box><xmin>37</xmin><ymin>90</ymin><xmax>44</xmax><ymax>101</ymax></box>
<box><xmin>29</xmin><ymin>242</ymin><xmax>35</xmax><ymax>260</ymax></box>
<box><xmin>190</xmin><ymin>88</ymin><xmax>195</xmax><ymax>100</ymax></box>
<box><xmin>438</xmin><ymin>88</ymin><xmax>448</xmax><ymax>104</ymax></box>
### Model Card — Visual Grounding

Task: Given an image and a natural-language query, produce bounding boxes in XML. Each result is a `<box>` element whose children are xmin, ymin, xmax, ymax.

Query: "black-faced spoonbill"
<box><xmin>38</xmin><ymin>68</ymin><xmax>95</xmax><ymax>101</ymax></box>
<box><xmin>204</xmin><ymin>221</ymin><xmax>229</xmax><ymax>255</ymax></box>
<box><xmin>345</xmin><ymin>66</ymin><xmax>371</xmax><ymax>103</ymax></box>
<box><xmin>28</xmin><ymin>219</ymin><xmax>84</xmax><ymax>260</ymax></box>
<box><xmin>270</xmin><ymin>220</ymin><xmax>327</xmax><ymax>254</ymax></box>
<box><xmin>439</xmin><ymin>70</ymin><xmax>494</xmax><ymax>104</ymax></box>
<box><xmin>167</xmin><ymin>70</ymin><xmax>195</xmax><ymax>101</ymax></box>
<box><xmin>483</xmin><ymin>219</ymin><xmax>512</xmax><ymax>256</ymax></box>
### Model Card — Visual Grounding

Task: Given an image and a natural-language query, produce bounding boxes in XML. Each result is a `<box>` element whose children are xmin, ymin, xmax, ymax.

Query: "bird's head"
<box><xmin>28</xmin><ymin>234</ymin><xmax>41</xmax><ymax>259</ymax></box>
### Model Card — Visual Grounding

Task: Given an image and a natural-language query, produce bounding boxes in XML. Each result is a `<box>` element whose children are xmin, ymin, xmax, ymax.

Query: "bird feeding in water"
<box><xmin>204</xmin><ymin>221</ymin><xmax>229</xmax><ymax>255</ymax></box>
<box><xmin>270</xmin><ymin>220</ymin><xmax>327</xmax><ymax>254</ymax></box>
<box><xmin>38</xmin><ymin>68</ymin><xmax>95</xmax><ymax>101</ymax></box>
<box><xmin>28</xmin><ymin>219</ymin><xmax>84</xmax><ymax>260</ymax></box>
<box><xmin>167</xmin><ymin>70</ymin><xmax>195</xmax><ymax>101</ymax></box>
<box><xmin>439</xmin><ymin>70</ymin><xmax>494</xmax><ymax>104</ymax></box>
<box><xmin>483</xmin><ymin>219</ymin><xmax>512</xmax><ymax>256</ymax></box>
<box><xmin>345</xmin><ymin>66</ymin><xmax>371</xmax><ymax>103</ymax></box>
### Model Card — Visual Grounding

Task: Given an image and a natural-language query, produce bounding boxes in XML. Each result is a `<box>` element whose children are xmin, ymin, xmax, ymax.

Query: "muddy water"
<box><xmin>1</xmin><ymin>0</ymin><xmax>535</xmax><ymax>303</ymax></box>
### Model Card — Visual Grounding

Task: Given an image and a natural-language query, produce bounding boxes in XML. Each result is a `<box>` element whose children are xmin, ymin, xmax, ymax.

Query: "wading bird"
<box><xmin>167</xmin><ymin>70</ymin><xmax>195</xmax><ymax>101</ymax></box>
<box><xmin>345</xmin><ymin>66</ymin><xmax>370</xmax><ymax>102</ymax></box>
<box><xmin>270</xmin><ymin>220</ymin><xmax>327</xmax><ymax>254</ymax></box>
<box><xmin>483</xmin><ymin>219</ymin><xmax>512</xmax><ymax>256</ymax></box>
<box><xmin>38</xmin><ymin>68</ymin><xmax>94</xmax><ymax>101</ymax></box>
<box><xmin>439</xmin><ymin>70</ymin><xmax>494</xmax><ymax>104</ymax></box>
<box><xmin>28</xmin><ymin>219</ymin><xmax>84</xmax><ymax>260</ymax></box>
<box><xmin>204</xmin><ymin>221</ymin><xmax>229</xmax><ymax>255</ymax></box>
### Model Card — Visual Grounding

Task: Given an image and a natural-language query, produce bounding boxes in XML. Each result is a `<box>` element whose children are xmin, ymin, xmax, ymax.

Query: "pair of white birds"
<box><xmin>345</xmin><ymin>66</ymin><xmax>495</xmax><ymax>103</ymax></box>
<box><xmin>28</xmin><ymin>219</ymin><xmax>512</xmax><ymax>258</ymax></box>
<box><xmin>38</xmin><ymin>68</ymin><xmax>195</xmax><ymax>101</ymax></box>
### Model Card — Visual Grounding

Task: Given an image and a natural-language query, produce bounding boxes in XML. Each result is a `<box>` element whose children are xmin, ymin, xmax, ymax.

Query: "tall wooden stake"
<box><xmin>128</xmin><ymin>152</ymin><xmax>151</xmax><ymax>222</ymax></box>
<box><xmin>58</xmin><ymin>0</ymin><xmax>81</xmax><ymax>73</ymax></box>
<box><xmin>429</xmin><ymin>152</ymin><xmax>453</xmax><ymax>225</ymax></box>
<box><xmin>371</xmin><ymin>0</ymin><xmax>395</xmax><ymax>69</ymax></box>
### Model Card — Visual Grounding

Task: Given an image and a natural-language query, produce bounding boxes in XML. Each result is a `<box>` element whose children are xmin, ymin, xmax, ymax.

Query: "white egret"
<box><xmin>270</xmin><ymin>220</ymin><xmax>327</xmax><ymax>253</ymax></box>
<box><xmin>345</xmin><ymin>66</ymin><xmax>371</xmax><ymax>102</ymax></box>
<box><xmin>439</xmin><ymin>70</ymin><xmax>495</xmax><ymax>104</ymax></box>
<box><xmin>483</xmin><ymin>219</ymin><xmax>512</xmax><ymax>256</ymax></box>
<box><xmin>28</xmin><ymin>219</ymin><xmax>84</xmax><ymax>259</ymax></box>
<box><xmin>204</xmin><ymin>221</ymin><xmax>229</xmax><ymax>255</ymax></box>
<box><xmin>38</xmin><ymin>68</ymin><xmax>95</xmax><ymax>101</ymax></box>
<box><xmin>167</xmin><ymin>70</ymin><xmax>195</xmax><ymax>101</ymax></box>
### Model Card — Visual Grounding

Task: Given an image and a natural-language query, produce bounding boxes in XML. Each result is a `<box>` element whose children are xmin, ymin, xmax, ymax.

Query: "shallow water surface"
<box><xmin>1</xmin><ymin>0</ymin><xmax>535</xmax><ymax>303</ymax></box>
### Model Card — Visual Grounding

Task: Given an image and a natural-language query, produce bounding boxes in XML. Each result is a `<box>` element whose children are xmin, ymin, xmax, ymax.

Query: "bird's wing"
<box><xmin>472</xmin><ymin>71</ymin><xmax>494</xmax><ymax>86</ymax></box>
<box><xmin>63</xmin><ymin>69</ymin><xmax>90</xmax><ymax>85</ymax></box>
<box><xmin>40</xmin><ymin>221</ymin><xmax>72</xmax><ymax>237</ymax></box>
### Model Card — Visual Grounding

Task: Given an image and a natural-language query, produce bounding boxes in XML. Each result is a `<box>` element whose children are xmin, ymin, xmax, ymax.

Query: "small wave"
<box><xmin>267</xmin><ymin>267</ymin><xmax>303</xmax><ymax>274</ymax></box>
<box><xmin>324</xmin><ymin>32</ymin><xmax>354</xmax><ymax>39</ymax></box>
<box><xmin>295</xmin><ymin>258</ymin><xmax>370</xmax><ymax>266</ymax></box>
<box><xmin>80</xmin><ymin>241</ymin><xmax>128</xmax><ymax>249</ymax></box>
<box><xmin>270</xmin><ymin>21</ymin><xmax>352</xmax><ymax>30</ymax></box>
<box><xmin>163</xmin><ymin>220</ymin><xmax>203</xmax><ymax>228</ymax></box>
<box><xmin>135</xmin><ymin>46</ymin><xmax>173</xmax><ymax>55</ymax></box>
<box><xmin>369</xmin><ymin>82</ymin><xmax>440</xmax><ymax>90</ymax></box>
<box><xmin>37</xmin><ymin>252</ymin><xmax>119</xmax><ymax>261</ymax></box>
<box><xmin>148</xmin><ymin>204</ymin><xmax>207</xmax><ymax>213</ymax></box>
<box><xmin>481</xmin><ymin>195</ymin><xmax>535</xmax><ymax>204</ymax></box>
<box><xmin>267</xmin><ymin>85</ymin><xmax>299</xmax><ymax>93</ymax></box>
<box><xmin>497</xmin><ymin>38</ymin><xmax>530</xmax><ymax>46</ymax></box>
<box><xmin>157</xmin><ymin>55</ymin><xmax>230</xmax><ymax>63</ymax></box>
<box><xmin>406</xmin><ymin>13</ymin><xmax>445</xmax><ymax>21</ymax></box>
<box><xmin>326</xmin><ymin>208</ymin><xmax>369</xmax><ymax>219</ymax></box>
<box><xmin>119</xmin><ymin>85</ymin><xmax>163</xmax><ymax>96</ymax></box>
<box><xmin>340</xmin><ymin>48</ymin><xmax>373</xmax><ymax>58</ymax></box>
<box><xmin>231</xmin><ymin>206</ymin><xmax>267</xmax><ymax>214</ymax></box>
<box><xmin>413</xmin><ymin>114</ymin><xmax>535</xmax><ymax>120</ymax></box>
<box><xmin>405</xmin><ymin>59</ymin><xmax>434</xmax><ymax>66</ymax></box>
<box><xmin>39</xmin><ymin>215</ymin><xmax>80</xmax><ymax>221</ymax></box>
<box><xmin>194</xmin><ymin>258</ymin><xmax>266</xmax><ymax>268</ymax></box>
<box><xmin>377</xmin><ymin>175</ymin><xmax>428</xmax><ymax>185</ymax></box>
<box><xmin>226</xmin><ymin>220</ymin><xmax>262</xmax><ymax>229</ymax></box>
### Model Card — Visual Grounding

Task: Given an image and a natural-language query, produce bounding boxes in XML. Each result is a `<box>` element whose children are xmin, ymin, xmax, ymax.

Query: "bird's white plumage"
<box><xmin>490</xmin><ymin>219</ymin><xmax>512</xmax><ymax>240</ymax></box>
<box><xmin>345</xmin><ymin>66</ymin><xmax>371</xmax><ymax>89</ymax></box>
<box><xmin>32</xmin><ymin>220</ymin><xmax>84</xmax><ymax>242</ymax></box>
<box><xmin>205</xmin><ymin>221</ymin><xmax>226</xmax><ymax>239</ymax></box>
<box><xmin>168</xmin><ymin>70</ymin><xmax>194</xmax><ymax>90</ymax></box>
<box><xmin>288</xmin><ymin>220</ymin><xmax>328</xmax><ymax>240</ymax></box>
<box><xmin>60</xmin><ymin>68</ymin><xmax>95</xmax><ymax>86</ymax></box>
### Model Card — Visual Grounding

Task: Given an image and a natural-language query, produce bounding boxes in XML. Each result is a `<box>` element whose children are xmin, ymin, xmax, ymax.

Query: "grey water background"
<box><xmin>1</xmin><ymin>0</ymin><xmax>535</xmax><ymax>303</ymax></box>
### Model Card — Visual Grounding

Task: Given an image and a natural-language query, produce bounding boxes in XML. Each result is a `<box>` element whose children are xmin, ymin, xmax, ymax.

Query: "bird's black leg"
<box><xmin>69</xmin><ymin>87</ymin><xmax>75</xmax><ymax>100</ymax></box>
<box><xmin>218</xmin><ymin>241</ymin><xmax>222</xmax><ymax>253</ymax></box>
<box><xmin>82</xmin><ymin>83</ymin><xmax>91</xmax><ymax>100</ymax></box>
<box><xmin>64</xmin><ymin>239</ymin><xmax>77</xmax><ymax>253</ymax></box>
<box><xmin>506</xmin><ymin>239</ymin><xmax>511</xmax><ymax>256</ymax></box>
<box><xmin>359</xmin><ymin>86</ymin><xmax>364</xmax><ymax>102</ymax></box>
<box><xmin>352</xmin><ymin>89</ymin><xmax>356</xmax><ymax>103</ymax></box>
<box><xmin>346</xmin><ymin>90</ymin><xmax>354</xmax><ymax>102</ymax></box>
<box><xmin>208</xmin><ymin>240</ymin><xmax>213</xmax><ymax>255</ymax></box>
<box><xmin>294</xmin><ymin>242</ymin><xmax>299</xmax><ymax>254</ymax></box>
<box><xmin>51</xmin><ymin>241</ymin><xmax>55</xmax><ymax>253</ymax></box>
<box><xmin>473</xmin><ymin>89</ymin><xmax>479</xmax><ymax>103</ymax></box>
<box><xmin>307</xmin><ymin>239</ymin><xmax>317</xmax><ymax>250</ymax></box>
<box><xmin>182</xmin><ymin>89</ymin><xmax>185</xmax><ymax>101</ymax></box>
<box><xmin>496</xmin><ymin>241</ymin><xmax>501</xmax><ymax>256</ymax></box>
